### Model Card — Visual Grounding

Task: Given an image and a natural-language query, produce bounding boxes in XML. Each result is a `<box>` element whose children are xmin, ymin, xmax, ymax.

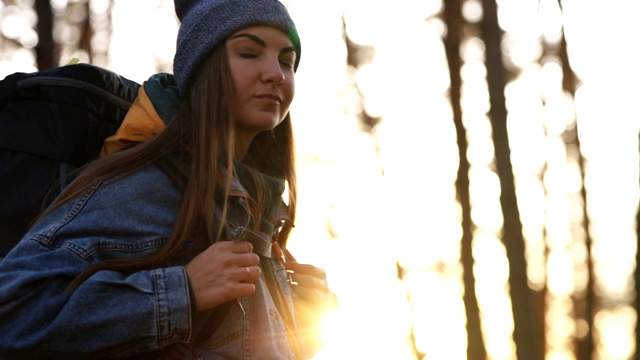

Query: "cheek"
<box><xmin>229</xmin><ymin>64</ymin><xmax>253</xmax><ymax>97</ymax></box>
<box><xmin>283</xmin><ymin>78</ymin><xmax>295</xmax><ymax>108</ymax></box>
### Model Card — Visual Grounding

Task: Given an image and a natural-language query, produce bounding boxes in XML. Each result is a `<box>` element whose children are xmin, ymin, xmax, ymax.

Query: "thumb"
<box><xmin>284</xmin><ymin>248</ymin><xmax>297</xmax><ymax>263</ymax></box>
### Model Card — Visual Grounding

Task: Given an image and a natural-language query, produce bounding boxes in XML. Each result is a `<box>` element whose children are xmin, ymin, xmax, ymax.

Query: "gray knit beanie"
<box><xmin>173</xmin><ymin>0</ymin><xmax>301</xmax><ymax>96</ymax></box>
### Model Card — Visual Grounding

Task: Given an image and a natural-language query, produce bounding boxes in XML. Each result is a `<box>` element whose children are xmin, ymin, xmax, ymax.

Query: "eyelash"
<box><xmin>239</xmin><ymin>53</ymin><xmax>294</xmax><ymax>69</ymax></box>
<box><xmin>280</xmin><ymin>60</ymin><xmax>294</xmax><ymax>69</ymax></box>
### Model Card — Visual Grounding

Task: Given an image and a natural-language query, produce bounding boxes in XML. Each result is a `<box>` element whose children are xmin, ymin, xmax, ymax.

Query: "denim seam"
<box><xmin>65</xmin><ymin>239</ymin><xmax>165</xmax><ymax>261</ymax></box>
<box><xmin>181</xmin><ymin>267</ymin><xmax>194</xmax><ymax>342</ymax></box>
<box><xmin>153</xmin><ymin>269</ymin><xmax>164</xmax><ymax>346</ymax></box>
<box><xmin>154</xmin><ymin>267</ymin><xmax>191</xmax><ymax>347</ymax></box>
<box><xmin>31</xmin><ymin>184</ymin><xmax>99</xmax><ymax>249</ymax></box>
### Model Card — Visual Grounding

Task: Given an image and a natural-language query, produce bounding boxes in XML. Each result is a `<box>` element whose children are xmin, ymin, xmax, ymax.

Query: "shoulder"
<box><xmin>25</xmin><ymin>164</ymin><xmax>183</xmax><ymax>257</ymax></box>
<box><xmin>71</xmin><ymin>164</ymin><xmax>184</xmax><ymax>220</ymax></box>
<box><xmin>98</xmin><ymin>164</ymin><xmax>183</xmax><ymax>205</ymax></box>
<box><xmin>85</xmin><ymin>163</ymin><xmax>184</xmax><ymax>225</ymax></box>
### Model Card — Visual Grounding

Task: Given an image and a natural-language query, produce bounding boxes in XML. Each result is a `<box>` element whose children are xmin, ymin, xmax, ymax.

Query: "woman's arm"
<box><xmin>0</xmin><ymin>236</ymin><xmax>193</xmax><ymax>359</ymax></box>
<box><xmin>0</xmin><ymin>166</ymin><xmax>195</xmax><ymax>359</ymax></box>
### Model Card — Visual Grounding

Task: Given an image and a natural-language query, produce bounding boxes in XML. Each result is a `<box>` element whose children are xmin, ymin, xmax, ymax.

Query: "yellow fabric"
<box><xmin>100</xmin><ymin>84</ymin><xmax>167</xmax><ymax>156</ymax></box>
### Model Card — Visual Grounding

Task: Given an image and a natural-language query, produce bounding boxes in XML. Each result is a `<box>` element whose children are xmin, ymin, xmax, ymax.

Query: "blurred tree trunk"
<box><xmin>77</xmin><ymin>1</ymin><xmax>92</xmax><ymax>62</ymax></box>
<box><xmin>34</xmin><ymin>0</ymin><xmax>56</xmax><ymax>70</ymax></box>
<box><xmin>441</xmin><ymin>0</ymin><xmax>486</xmax><ymax>359</ymax></box>
<box><xmin>34</xmin><ymin>0</ymin><xmax>94</xmax><ymax>69</ymax></box>
<box><xmin>480</xmin><ymin>0</ymin><xmax>544</xmax><ymax>359</ymax></box>
<box><xmin>553</xmin><ymin>2</ymin><xmax>595</xmax><ymax>357</ymax></box>
<box><xmin>60</xmin><ymin>0</ymin><xmax>93</xmax><ymax>64</ymax></box>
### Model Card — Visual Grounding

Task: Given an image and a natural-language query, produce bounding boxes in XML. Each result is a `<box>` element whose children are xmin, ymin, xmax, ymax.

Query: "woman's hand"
<box><xmin>284</xmin><ymin>249</ymin><xmax>338</xmax><ymax>355</ymax></box>
<box><xmin>185</xmin><ymin>241</ymin><xmax>260</xmax><ymax>311</ymax></box>
<box><xmin>285</xmin><ymin>257</ymin><xmax>334</xmax><ymax>305</ymax></box>
<box><xmin>284</xmin><ymin>249</ymin><xmax>338</xmax><ymax>310</ymax></box>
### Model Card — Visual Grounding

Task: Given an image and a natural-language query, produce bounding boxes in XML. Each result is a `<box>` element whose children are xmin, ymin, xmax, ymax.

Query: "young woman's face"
<box><xmin>226</xmin><ymin>25</ymin><xmax>296</xmax><ymax>145</ymax></box>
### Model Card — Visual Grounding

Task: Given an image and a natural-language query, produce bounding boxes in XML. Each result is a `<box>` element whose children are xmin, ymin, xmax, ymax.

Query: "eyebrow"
<box><xmin>229</xmin><ymin>33</ymin><xmax>297</xmax><ymax>54</ymax></box>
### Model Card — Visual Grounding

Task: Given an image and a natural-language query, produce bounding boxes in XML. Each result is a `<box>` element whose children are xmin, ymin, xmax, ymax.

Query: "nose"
<box><xmin>263</xmin><ymin>57</ymin><xmax>285</xmax><ymax>85</ymax></box>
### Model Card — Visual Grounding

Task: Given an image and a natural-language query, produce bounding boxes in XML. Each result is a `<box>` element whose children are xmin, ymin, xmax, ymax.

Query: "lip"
<box><xmin>254</xmin><ymin>93</ymin><xmax>282</xmax><ymax>104</ymax></box>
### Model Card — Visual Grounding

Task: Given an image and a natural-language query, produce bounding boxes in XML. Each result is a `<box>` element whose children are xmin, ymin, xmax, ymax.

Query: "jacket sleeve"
<box><xmin>0</xmin><ymin>167</ymin><xmax>193</xmax><ymax>359</ymax></box>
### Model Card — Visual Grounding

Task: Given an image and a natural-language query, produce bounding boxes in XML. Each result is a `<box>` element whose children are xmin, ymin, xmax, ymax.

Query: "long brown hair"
<box><xmin>43</xmin><ymin>44</ymin><xmax>297</xmax><ymax>290</ymax></box>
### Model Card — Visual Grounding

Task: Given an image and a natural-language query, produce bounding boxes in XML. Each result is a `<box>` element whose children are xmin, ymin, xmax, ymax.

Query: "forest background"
<box><xmin>1</xmin><ymin>0</ymin><xmax>639</xmax><ymax>359</ymax></box>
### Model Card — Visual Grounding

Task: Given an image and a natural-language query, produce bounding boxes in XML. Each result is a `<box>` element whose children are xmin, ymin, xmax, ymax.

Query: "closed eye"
<box><xmin>280</xmin><ymin>60</ymin><xmax>294</xmax><ymax>69</ymax></box>
<box><xmin>279</xmin><ymin>51</ymin><xmax>296</xmax><ymax>69</ymax></box>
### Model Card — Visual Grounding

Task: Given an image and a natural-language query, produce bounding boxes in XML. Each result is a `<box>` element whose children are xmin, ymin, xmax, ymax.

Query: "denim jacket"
<box><xmin>0</xmin><ymin>74</ymin><xmax>308</xmax><ymax>360</ymax></box>
<box><xmin>0</xmin><ymin>163</ymin><xmax>307</xmax><ymax>359</ymax></box>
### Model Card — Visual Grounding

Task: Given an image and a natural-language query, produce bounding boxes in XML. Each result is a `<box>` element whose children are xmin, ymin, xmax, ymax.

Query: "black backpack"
<box><xmin>0</xmin><ymin>63</ymin><xmax>140</xmax><ymax>257</ymax></box>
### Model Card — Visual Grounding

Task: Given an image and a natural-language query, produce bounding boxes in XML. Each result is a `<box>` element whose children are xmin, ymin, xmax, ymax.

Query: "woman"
<box><xmin>0</xmin><ymin>0</ymin><xmax>335</xmax><ymax>359</ymax></box>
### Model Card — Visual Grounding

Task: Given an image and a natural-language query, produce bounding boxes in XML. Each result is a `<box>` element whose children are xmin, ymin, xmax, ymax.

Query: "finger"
<box><xmin>290</xmin><ymin>282</ymin><xmax>329</xmax><ymax>302</ymax></box>
<box><xmin>246</xmin><ymin>253</ymin><xmax>260</xmax><ymax>266</ymax></box>
<box><xmin>287</xmin><ymin>263</ymin><xmax>326</xmax><ymax>279</ymax></box>
<box><xmin>235</xmin><ymin>283</ymin><xmax>257</xmax><ymax>297</ymax></box>
<box><xmin>289</xmin><ymin>272</ymin><xmax>328</xmax><ymax>292</ymax></box>
<box><xmin>284</xmin><ymin>248</ymin><xmax>297</xmax><ymax>262</ymax></box>
<box><xmin>224</xmin><ymin>251</ymin><xmax>260</xmax><ymax>268</ymax></box>
<box><xmin>239</xmin><ymin>265</ymin><xmax>262</xmax><ymax>283</ymax></box>
<box><xmin>232</xmin><ymin>241</ymin><xmax>253</xmax><ymax>254</ymax></box>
